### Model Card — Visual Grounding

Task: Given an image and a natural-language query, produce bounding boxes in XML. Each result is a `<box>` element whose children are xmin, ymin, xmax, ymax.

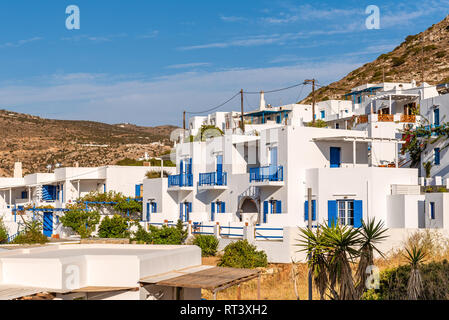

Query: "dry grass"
<box><xmin>202</xmin><ymin>230</ymin><xmax>449</xmax><ymax>300</ymax></box>
<box><xmin>201</xmin><ymin>258</ymin><xmax>319</xmax><ymax>300</ymax></box>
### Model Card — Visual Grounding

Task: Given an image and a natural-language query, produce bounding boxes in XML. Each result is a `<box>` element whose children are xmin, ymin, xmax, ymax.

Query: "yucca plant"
<box><xmin>323</xmin><ymin>224</ymin><xmax>362</xmax><ymax>300</ymax></box>
<box><xmin>297</xmin><ymin>227</ymin><xmax>328</xmax><ymax>300</ymax></box>
<box><xmin>404</xmin><ymin>245</ymin><xmax>426</xmax><ymax>300</ymax></box>
<box><xmin>355</xmin><ymin>219</ymin><xmax>389</xmax><ymax>299</ymax></box>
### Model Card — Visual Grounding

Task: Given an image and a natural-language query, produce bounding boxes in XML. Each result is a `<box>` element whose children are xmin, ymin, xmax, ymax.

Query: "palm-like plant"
<box><xmin>355</xmin><ymin>219</ymin><xmax>389</xmax><ymax>299</ymax></box>
<box><xmin>404</xmin><ymin>245</ymin><xmax>426</xmax><ymax>300</ymax></box>
<box><xmin>323</xmin><ymin>224</ymin><xmax>361</xmax><ymax>300</ymax></box>
<box><xmin>297</xmin><ymin>227</ymin><xmax>328</xmax><ymax>300</ymax></box>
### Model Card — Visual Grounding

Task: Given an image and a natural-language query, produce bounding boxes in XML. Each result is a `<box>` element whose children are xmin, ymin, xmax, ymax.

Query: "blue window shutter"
<box><xmin>328</xmin><ymin>201</ymin><xmax>338</xmax><ymax>227</ymax></box>
<box><xmin>304</xmin><ymin>201</ymin><xmax>309</xmax><ymax>221</ymax></box>
<box><xmin>276</xmin><ymin>201</ymin><xmax>282</xmax><ymax>214</ymax></box>
<box><xmin>135</xmin><ymin>184</ymin><xmax>141</xmax><ymax>198</ymax></box>
<box><xmin>188</xmin><ymin>202</ymin><xmax>192</xmax><ymax>213</ymax></box>
<box><xmin>435</xmin><ymin>148</ymin><xmax>441</xmax><ymax>165</ymax></box>
<box><xmin>211</xmin><ymin>203</ymin><xmax>215</xmax><ymax>214</ymax></box>
<box><xmin>354</xmin><ymin>200</ymin><xmax>363</xmax><ymax>228</ymax></box>
<box><xmin>305</xmin><ymin>201</ymin><xmax>316</xmax><ymax>221</ymax></box>
<box><xmin>263</xmin><ymin>201</ymin><xmax>269</xmax><ymax>214</ymax></box>
<box><xmin>221</xmin><ymin>202</ymin><xmax>226</xmax><ymax>213</ymax></box>
<box><xmin>179</xmin><ymin>204</ymin><xmax>183</xmax><ymax>221</ymax></box>
<box><xmin>152</xmin><ymin>203</ymin><xmax>157</xmax><ymax>213</ymax></box>
<box><xmin>146</xmin><ymin>203</ymin><xmax>150</xmax><ymax>221</ymax></box>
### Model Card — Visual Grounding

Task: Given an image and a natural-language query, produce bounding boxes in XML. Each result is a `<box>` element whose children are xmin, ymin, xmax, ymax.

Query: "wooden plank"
<box><xmin>71</xmin><ymin>286</ymin><xmax>139</xmax><ymax>293</ymax></box>
<box><xmin>156</xmin><ymin>267</ymin><xmax>260</xmax><ymax>291</ymax></box>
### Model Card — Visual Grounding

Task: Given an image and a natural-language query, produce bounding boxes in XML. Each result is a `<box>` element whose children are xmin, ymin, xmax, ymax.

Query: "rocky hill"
<box><xmin>0</xmin><ymin>110</ymin><xmax>177</xmax><ymax>176</ymax></box>
<box><xmin>302</xmin><ymin>15</ymin><xmax>449</xmax><ymax>103</ymax></box>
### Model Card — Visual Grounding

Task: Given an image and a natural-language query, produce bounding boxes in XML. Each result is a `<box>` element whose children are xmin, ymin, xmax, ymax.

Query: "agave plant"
<box><xmin>355</xmin><ymin>219</ymin><xmax>389</xmax><ymax>299</ymax></box>
<box><xmin>297</xmin><ymin>227</ymin><xmax>328</xmax><ymax>300</ymax></box>
<box><xmin>404</xmin><ymin>245</ymin><xmax>426</xmax><ymax>300</ymax></box>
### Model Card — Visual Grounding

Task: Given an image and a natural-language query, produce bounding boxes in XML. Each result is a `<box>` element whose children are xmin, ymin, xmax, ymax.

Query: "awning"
<box><xmin>140</xmin><ymin>265</ymin><xmax>261</xmax><ymax>297</ymax></box>
<box><xmin>370</xmin><ymin>93</ymin><xmax>419</xmax><ymax>101</ymax></box>
<box><xmin>312</xmin><ymin>136</ymin><xmax>405</xmax><ymax>144</ymax></box>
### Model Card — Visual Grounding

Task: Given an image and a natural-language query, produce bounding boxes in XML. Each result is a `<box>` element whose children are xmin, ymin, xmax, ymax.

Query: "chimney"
<box><xmin>259</xmin><ymin>91</ymin><xmax>266</xmax><ymax>111</ymax></box>
<box><xmin>13</xmin><ymin>162</ymin><xmax>22</xmax><ymax>178</ymax></box>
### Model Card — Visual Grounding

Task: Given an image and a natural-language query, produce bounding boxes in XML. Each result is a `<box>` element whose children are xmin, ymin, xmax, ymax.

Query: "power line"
<box><xmin>185</xmin><ymin>81</ymin><xmax>306</xmax><ymax>116</ymax></box>
<box><xmin>185</xmin><ymin>92</ymin><xmax>241</xmax><ymax>115</ymax></box>
<box><xmin>243</xmin><ymin>82</ymin><xmax>305</xmax><ymax>94</ymax></box>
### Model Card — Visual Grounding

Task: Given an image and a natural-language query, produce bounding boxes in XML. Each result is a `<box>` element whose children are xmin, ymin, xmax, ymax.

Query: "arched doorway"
<box><xmin>238</xmin><ymin>197</ymin><xmax>260</xmax><ymax>224</ymax></box>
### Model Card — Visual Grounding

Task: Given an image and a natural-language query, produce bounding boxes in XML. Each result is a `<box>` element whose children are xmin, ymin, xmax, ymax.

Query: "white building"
<box><xmin>142</xmin><ymin>83</ymin><xmax>430</xmax><ymax>262</ymax></box>
<box><xmin>0</xmin><ymin>244</ymin><xmax>202</xmax><ymax>300</ymax></box>
<box><xmin>0</xmin><ymin>164</ymin><xmax>175</xmax><ymax>239</ymax></box>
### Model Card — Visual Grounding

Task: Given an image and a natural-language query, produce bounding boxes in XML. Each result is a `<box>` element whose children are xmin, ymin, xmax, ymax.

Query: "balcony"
<box><xmin>168</xmin><ymin>174</ymin><xmax>193</xmax><ymax>191</ymax></box>
<box><xmin>198</xmin><ymin>172</ymin><xmax>228</xmax><ymax>190</ymax></box>
<box><xmin>250</xmin><ymin>166</ymin><xmax>284</xmax><ymax>187</ymax></box>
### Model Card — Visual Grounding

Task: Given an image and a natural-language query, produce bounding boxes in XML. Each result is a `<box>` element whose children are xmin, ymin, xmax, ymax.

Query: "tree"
<box><xmin>132</xmin><ymin>220</ymin><xmax>188</xmax><ymax>245</ymax></box>
<box><xmin>60</xmin><ymin>206</ymin><xmax>100</xmax><ymax>238</ymax></box>
<box><xmin>298</xmin><ymin>218</ymin><xmax>388</xmax><ymax>300</ymax></box>
<box><xmin>404</xmin><ymin>245</ymin><xmax>426</xmax><ymax>300</ymax></box>
<box><xmin>0</xmin><ymin>217</ymin><xmax>8</xmax><ymax>244</ymax></box>
<box><xmin>98</xmin><ymin>215</ymin><xmax>130</xmax><ymax>239</ymax></box>
<box><xmin>355</xmin><ymin>219</ymin><xmax>388</xmax><ymax>299</ymax></box>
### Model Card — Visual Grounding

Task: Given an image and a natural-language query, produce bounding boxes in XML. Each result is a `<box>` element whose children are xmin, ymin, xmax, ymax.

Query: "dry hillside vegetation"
<box><xmin>0</xmin><ymin>110</ymin><xmax>176</xmax><ymax>176</ymax></box>
<box><xmin>302</xmin><ymin>15</ymin><xmax>449</xmax><ymax>103</ymax></box>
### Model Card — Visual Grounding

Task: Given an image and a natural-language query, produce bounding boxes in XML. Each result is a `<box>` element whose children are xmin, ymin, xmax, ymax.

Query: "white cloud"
<box><xmin>137</xmin><ymin>31</ymin><xmax>159</xmax><ymax>39</ymax></box>
<box><xmin>61</xmin><ymin>33</ymin><xmax>127</xmax><ymax>42</ymax></box>
<box><xmin>0</xmin><ymin>60</ymin><xmax>363</xmax><ymax>125</ymax></box>
<box><xmin>220</xmin><ymin>15</ymin><xmax>247</xmax><ymax>22</ymax></box>
<box><xmin>166</xmin><ymin>63</ymin><xmax>212</xmax><ymax>69</ymax></box>
<box><xmin>0</xmin><ymin>37</ymin><xmax>43</xmax><ymax>48</ymax></box>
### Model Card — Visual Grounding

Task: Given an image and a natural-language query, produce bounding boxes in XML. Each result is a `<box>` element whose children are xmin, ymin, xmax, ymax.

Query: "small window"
<box><xmin>338</xmin><ymin>200</ymin><xmax>354</xmax><ymax>226</ymax></box>
<box><xmin>320</xmin><ymin>110</ymin><xmax>326</xmax><ymax>119</ymax></box>
<box><xmin>335</xmin><ymin>123</ymin><xmax>340</xmax><ymax>129</ymax></box>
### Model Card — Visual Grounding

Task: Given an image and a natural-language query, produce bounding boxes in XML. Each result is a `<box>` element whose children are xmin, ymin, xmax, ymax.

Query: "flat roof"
<box><xmin>141</xmin><ymin>266</ymin><xmax>260</xmax><ymax>293</ymax></box>
<box><xmin>0</xmin><ymin>285</ymin><xmax>52</xmax><ymax>300</ymax></box>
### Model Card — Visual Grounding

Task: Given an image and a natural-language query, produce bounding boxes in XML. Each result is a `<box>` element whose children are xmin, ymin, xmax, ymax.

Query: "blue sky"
<box><xmin>0</xmin><ymin>0</ymin><xmax>448</xmax><ymax>126</ymax></box>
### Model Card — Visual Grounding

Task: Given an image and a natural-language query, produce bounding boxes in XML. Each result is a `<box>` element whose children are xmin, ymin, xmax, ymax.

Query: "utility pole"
<box><xmin>307</xmin><ymin>187</ymin><xmax>313</xmax><ymax>301</ymax></box>
<box><xmin>183</xmin><ymin>111</ymin><xmax>186</xmax><ymax>130</ymax></box>
<box><xmin>240</xmin><ymin>89</ymin><xmax>245</xmax><ymax>133</ymax></box>
<box><xmin>305</xmin><ymin>80</ymin><xmax>316</xmax><ymax>124</ymax></box>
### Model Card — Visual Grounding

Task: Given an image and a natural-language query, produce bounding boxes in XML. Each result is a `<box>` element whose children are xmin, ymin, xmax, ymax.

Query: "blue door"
<box><xmin>434</xmin><ymin>108</ymin><xmax>440</xmax><ymax>126</ymax></box>
<box><xmin>43</xmin><ymin>212</ymin><xmax>53</xmax><ymax>237</ymax></box>
<box><xmin>179</xmin><ymin>160</ymin><xmax>184</xmax><ymax>187</ymax></box>
<box><xmin>216</xmin><ymin>155</ymin><xmax>223</xmax><ymax>185</ymax></box>
<box><xmin>146</xmin><ymin>203</ymin><xmax>150</xmax><ymax>222</ymax></box>
<box><xmin>330</xmin><ymin>147</ymin><xmax>341</xmax><ymax>168</ymax></box>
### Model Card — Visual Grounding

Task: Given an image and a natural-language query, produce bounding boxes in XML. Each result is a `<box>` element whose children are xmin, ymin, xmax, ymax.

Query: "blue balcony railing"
<box><xmin>250</xmin><ymin>166</ymin><xmax>284</xmax><ymax>183</ymax></box>
<box><xmin>199</xmin><ymin>172</ymin><xmax>228</xmax><ymax>187</ymax></box>
<box><xmin>168</xmin><ymin>174</ymin><xmax>193</xmax><ymax>188</ymax></box>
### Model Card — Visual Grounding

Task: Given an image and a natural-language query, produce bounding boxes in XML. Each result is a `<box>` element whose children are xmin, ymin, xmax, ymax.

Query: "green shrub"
<box><xmin>193</xmin><ymin>235</ymin><xmax>219</xmax><ymax>257</ymax></box>
<box><xmin>0</xmin><ymin>217</ymin><xmax>8</xmax><ymax>244</ymax></box>
<box><xmin>132</xmin><ymin>220</ymin><xmax>188</xmax><ymax>245</ymax></box>
<box><xmin>60</xmin><ymin>207</ymin><xmax>101</xmax><ymax>238</ymax></box>
<box><xmin>392</xmin><ymin>56</ymin><xmax>406</xmax><ymax>67</ymax></box>
<box><xmin>307</xmin><ymin>119</ymin><xmax>328</xmax><ymax>128</ymax></box>
<box><xmin>373</xmin><ymin>260</ymin><xmax>449</xmax><ymax>300</ymax></box>
<box><xmin>13</xmin><ymin>220</ymin><xmax>48</xmax><ymax>244</ymax></box>
<box><xmin>218</xmin><ymin>240</ymin><xmax>268</xmax><ymax>269</ymax></box>
<box><xmin>98</xmin><ymin>215</ymin><xmax>130</xmax><ymax>239</ymax></box>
